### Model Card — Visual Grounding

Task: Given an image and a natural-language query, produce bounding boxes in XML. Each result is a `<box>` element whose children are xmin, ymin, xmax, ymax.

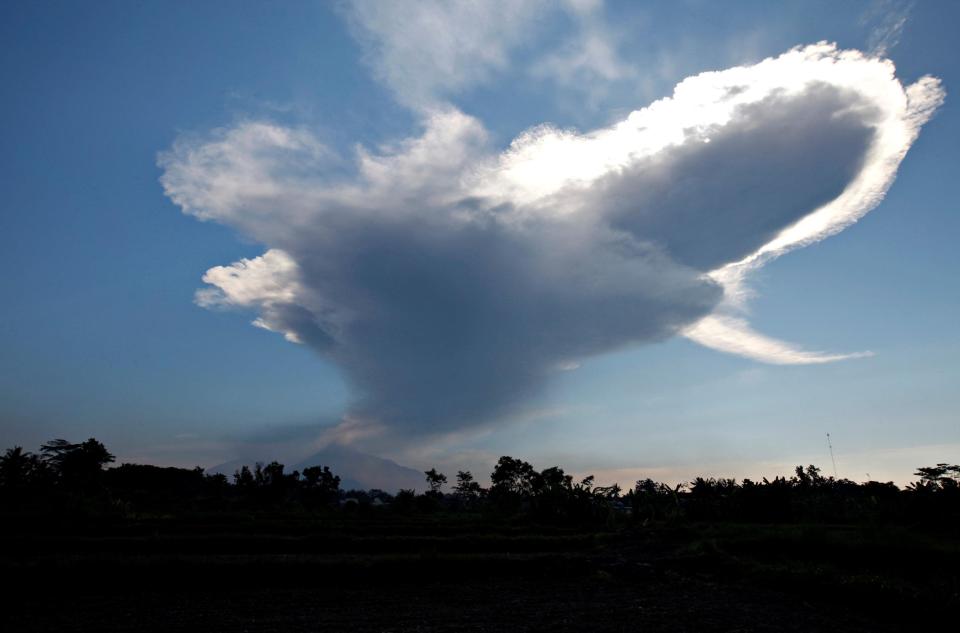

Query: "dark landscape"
<box><xmin>3</xmin><ymin>5</ymin><xmax>958</xmax><ymax>631</ymax></box>
<box><xmin>2</xmin><ymin>439</ymin><xmax>957</xmax><ymax>632</ymax></box>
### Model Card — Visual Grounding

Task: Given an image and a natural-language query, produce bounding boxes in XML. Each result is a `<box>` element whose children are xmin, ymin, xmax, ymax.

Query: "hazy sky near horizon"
<box><xmin>1</xmin><ymin>0</ymin><xmax>957</xmax><ymax>485</ymax></box>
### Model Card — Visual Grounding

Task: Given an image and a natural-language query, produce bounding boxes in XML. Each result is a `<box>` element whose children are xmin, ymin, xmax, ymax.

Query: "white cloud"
<box><xmin>684</xmin><ymin>315</ymin><xmax>874</xmax><ymax>365</ymax></box>
<box><xmin>340</xmin><ymin>0</ymin><xmax>549</xmax><ymax>108</ymax></box>
<box><xmin>863</xmin><ymin>0</ymin><xmax>913</xmax><ymax>57</ymax></box>
<box><xmin>194</xmin><ymin>249</ymin><xmax>308</xmax><ymax>344</ymax></box>
<box><xmin>530</xmin><ymin>0</ymin><xmax>634</xmax><ymax>99</ymax></box>
<box><xmin>340</xmin><ymin>0</ymin><xmax>635</xmax><ymax>110</ymax></box>
<box><xmin>160</xmin><ymin>44</ymin><xmax>942</xmax><ymax>438</ymax></box>
<box><xmin>158</xmin><ymin>122</ymin><xmax>338</xmax><ymax>241</ymax></box>
<box><xmin>195</xmin><ymin>249</ymin><xmax>301</xmax><ymax>310</ymax></box>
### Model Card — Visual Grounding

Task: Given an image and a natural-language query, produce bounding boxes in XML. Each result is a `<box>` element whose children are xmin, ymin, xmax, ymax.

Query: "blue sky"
<box><xmin>1</xmin><ymin>1</ymin><xmax>957</xmax><ymax>484</ymax></box>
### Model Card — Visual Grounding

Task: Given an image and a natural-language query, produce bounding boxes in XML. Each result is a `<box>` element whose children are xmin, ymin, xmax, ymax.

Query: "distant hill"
<box><xmin>208</xmin><ymin>444</ymin><xmax>425</xmax><ymax>492</ymax></box>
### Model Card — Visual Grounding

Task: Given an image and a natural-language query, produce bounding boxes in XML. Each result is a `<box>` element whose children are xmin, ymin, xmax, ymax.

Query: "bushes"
<box><xmin>2</xmin><ymin>440</ymin><xmax>958</xmax><ymax>528</ymax></box>
<box><xmin>623</xmin><ymin>465</ymin><xmax>960</xmax><ymax>525</ymax></box>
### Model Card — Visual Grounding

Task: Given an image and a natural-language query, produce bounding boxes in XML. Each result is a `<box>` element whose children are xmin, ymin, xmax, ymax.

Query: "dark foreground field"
<box><xmin>3</xmin><ymin>516</ymin><xmax>956</xmax><ymax>632</ymax></box>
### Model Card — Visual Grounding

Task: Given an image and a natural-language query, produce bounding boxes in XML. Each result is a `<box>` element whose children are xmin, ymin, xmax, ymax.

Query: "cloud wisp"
<box><xmin>160</xmin><ymin>44</ymin><xmax>942</xmax><ymax>441</ymax></box>
<box><xmin>863</xmin><ymin>0</ymin><xmax>914</xmax><ymax>58</ymax></box>
<box><xmin>340</xmin><ymin>0</ymin><xmax>548</xmax><ymax>109</ymax></box>
<box><xmin>340</xmin><ymin>0</ymin><xmax>632</xmax><ymax>110</ymax></box>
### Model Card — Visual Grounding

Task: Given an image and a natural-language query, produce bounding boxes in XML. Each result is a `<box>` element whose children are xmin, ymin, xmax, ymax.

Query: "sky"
<box><xmin>1</xmin><ymin>0</ymin><xmax>957</xmax><ymax>486</ymax></box>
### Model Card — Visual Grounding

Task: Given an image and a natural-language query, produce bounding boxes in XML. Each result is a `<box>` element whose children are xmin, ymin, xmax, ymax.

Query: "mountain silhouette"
<box><xmin>209</xmin><ymin>444</ymin><xmax>425</xmax><ymax>492</ymax></box>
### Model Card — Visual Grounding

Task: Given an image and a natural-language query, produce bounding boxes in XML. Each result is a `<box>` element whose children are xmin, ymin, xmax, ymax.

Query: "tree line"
<box><xmin>1</xmin><ymin>438</ymin><xmax>958</xmax><ymax>525</ymax></box>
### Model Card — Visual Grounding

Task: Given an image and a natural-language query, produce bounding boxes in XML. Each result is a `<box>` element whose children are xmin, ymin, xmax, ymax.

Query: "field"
<box><xmin>3</xmin><ymin>514</ymin><xmax>956</xmax><ymax>632</ymax></box>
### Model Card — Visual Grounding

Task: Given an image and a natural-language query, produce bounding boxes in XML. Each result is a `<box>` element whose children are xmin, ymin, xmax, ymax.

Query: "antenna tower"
<box><xmin>826</xmin><ymin>433</ymin><xmax>838</xmax><ymax>479</ymax></box>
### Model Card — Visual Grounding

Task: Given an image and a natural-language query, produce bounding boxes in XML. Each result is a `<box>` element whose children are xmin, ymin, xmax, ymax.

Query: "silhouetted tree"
<box><xmin>40</xmin><ymin>438</ymin><xmax>114</xmax><ymax>489</ymax></box>
<box><xmin>0</xmin><ymin>447</ymin><xmax>42</xmax><ymax>489</ymax></box>
<box><xmin>262</xmin><ymin>461</ymin><xmax>286</xmax><ymax>488</ymax></box>
<box><xmin>302</xmin><ymin>465</ymin><xmax>340</xmax><ymax>488</ymax></box>
<box><xmin>593</xmin><ymin>483</ymin><xmax>621</xmax><ymax>499</ymax></box>
<box><xmin>490</xmin><ymin>456</ymin><xmax>537</xmax><ymax>497</ymax></box>
<box><xmin>4</xmin><ymin>436</ymin><xmax>959</xmax><ymax>528</ymax></box>
<box><xmin>424</xmin><ymin>468</ymin><xmax>447</xmax><ymax>495</ymax></box>
<box><xmin>914</xmin><ymin>463</ymin><xmax>960</xmax><ymax>490</ymax></box>
<box><xmin>537</xmin><ymin>466</ymin><xmax>573</xmax><ymax>494</ymax></box>
<box><xmin>205</xmin><ymin>472</ymin><xmax>229</xmax><ymax>489</ymax></box>
<box><xmin>394</xmin><ymin>488</ymin><xmax>417</xmax><ymax>513</ymax></box>
<box><xmin>630</xmin><ymin>478</ymin><xmax>683</xmax><ymax>523</ymax></box>
<box><xmin>454</xmin><ymin>470</ymin><xmax>482</xmax><ymax>500</ymax></box>
<box><xmin>233</xmin><ymin>465</ymin><xmax>255</xmax><ymax>489</ymax></box>
<box><xmin>301</xmin><ymin>465</ymin><xmax>341</xmax><ymax>504</ymax></box>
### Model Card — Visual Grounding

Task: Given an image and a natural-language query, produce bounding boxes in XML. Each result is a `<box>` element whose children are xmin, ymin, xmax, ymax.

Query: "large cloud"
<box><xmin>160</xmin><ymin>44</ymin><xmax>942</xmax><ymax>440</ymax></box>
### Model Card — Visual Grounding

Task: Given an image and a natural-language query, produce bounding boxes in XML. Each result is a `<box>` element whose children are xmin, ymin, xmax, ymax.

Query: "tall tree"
<box><xmin>454</xmin><ymin>470</ymin><xmax>482</xmax><ymax>499</ymax></box>
<box><xmin>424</xmin><ymin>468</ymin><xmax>447</xmax><ymax>495</ymax></box>
<box><xmin>40</xmin><ymin>438</ymin><xmax>114</xmax><ymax>487</ymax></box>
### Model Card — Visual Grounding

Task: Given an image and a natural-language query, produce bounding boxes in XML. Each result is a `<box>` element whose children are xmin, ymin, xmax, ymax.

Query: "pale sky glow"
<box><xmin>2</xmin><ymin>1</ymin><xmax>957</xmax><ymax>486</ymax></box>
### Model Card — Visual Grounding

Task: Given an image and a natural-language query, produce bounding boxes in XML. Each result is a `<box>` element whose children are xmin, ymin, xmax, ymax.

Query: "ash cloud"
<box><xmin>594</xmin><ymin>84</ymin><xmax>877</xmax><ymax>271</ymax></box>
<box><xmin>159</xmin><ymin>44</ymin><xmax>942</xmax><ymax>441</ymax></box>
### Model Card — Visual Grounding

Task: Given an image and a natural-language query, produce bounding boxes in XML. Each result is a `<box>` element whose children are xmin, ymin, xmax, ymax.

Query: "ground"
<box><xmin>2</xmin><ymin>516</ymin><xmax>954</xmax><ymax>631</ymax></box>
